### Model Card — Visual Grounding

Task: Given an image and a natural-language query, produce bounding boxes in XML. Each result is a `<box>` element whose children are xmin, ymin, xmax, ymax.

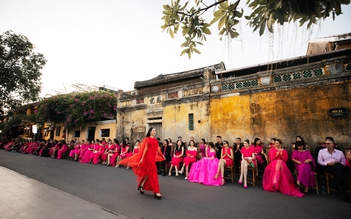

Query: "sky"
<box><xmin>1</xmin><ymin>0</ymin><xmax>351</xmax><ymax>97</ymax></box>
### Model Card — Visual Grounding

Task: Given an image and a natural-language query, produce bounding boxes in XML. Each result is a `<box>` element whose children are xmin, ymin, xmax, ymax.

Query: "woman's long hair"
<box><xmin>146</xmin><ymin>127</ymin><xmax>154</xmax><ymax>137</ymax></box>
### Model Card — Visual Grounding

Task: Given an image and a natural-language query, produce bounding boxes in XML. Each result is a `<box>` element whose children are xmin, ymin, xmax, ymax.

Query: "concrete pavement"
<box><xmin>0</xmin><ymin>166</ymin><xmax>129</xmax><ymax>219</ymax></box>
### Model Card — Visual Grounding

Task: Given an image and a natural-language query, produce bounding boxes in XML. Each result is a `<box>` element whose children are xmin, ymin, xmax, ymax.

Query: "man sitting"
<box><xmin>317</xmin><ymin>137</ymin><xmax>350</xmax><ymax>202</ymax></box>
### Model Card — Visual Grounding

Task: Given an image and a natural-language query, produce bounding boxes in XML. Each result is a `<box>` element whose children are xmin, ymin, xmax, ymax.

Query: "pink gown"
<box><xmin>188</xmin><ymin>149</ymin><xmax>222</xmax><ymax>186</ymax></box>
<box><xmin>92</xmin><ymin>144</ymin><xmax>105</xmax><ymax>164</ymax></box>
<box><xmin>291</xmin><ymin>150</ymin><xmax>316</xmax><ymax>187</ymax></box>
<box><xmin>263</xmin><ymin>147</ymin><xmax>304</xmax><ymax>197</ymax></box>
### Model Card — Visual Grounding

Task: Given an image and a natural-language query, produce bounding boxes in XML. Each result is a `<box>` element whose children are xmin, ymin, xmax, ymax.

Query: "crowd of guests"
<box><xmin>1</xmin><ymin>135</ymin><xmax>350</xmax><ymax>202</ymax></box>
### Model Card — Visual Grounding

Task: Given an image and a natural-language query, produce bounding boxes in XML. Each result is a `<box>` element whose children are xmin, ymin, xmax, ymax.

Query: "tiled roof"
<box><xmin>134</xmin><ymin>62</ymin><xmax>225</xmax><ymax>88</ymax></box>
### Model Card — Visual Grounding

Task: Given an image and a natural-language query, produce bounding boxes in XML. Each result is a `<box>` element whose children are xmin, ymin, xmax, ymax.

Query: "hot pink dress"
<box><xmin>241</xmin><ymin>146</ymin><xmax>256</xmax><ymax>167</ymax></box>
<box><xmin>221</xmin><ymin>147</ymin><xmax>233</xmax><ymax>167</ymax></box>
<box><xmin>263</xmin><ymin>147</ymin><xmax>304</xmax><ymax>197</ymax></box>
<box><xmin>188</xmin><ymin>149</ymin><xmax>222</xmax><ymax>186</ymax></box>
<box><xmin>291</xmin><ymin>150</ymin><xmax>316</xmax><ymax>187</ymax></box>
<box><xmin>251</xmin><ymin>144</ymin><xmax>264</xmax><ymax>165</ymax></box>
<box><xmin>57</xmin><ymin>144</ymin><xmax>68</xmax><ymax>159</ymax></box>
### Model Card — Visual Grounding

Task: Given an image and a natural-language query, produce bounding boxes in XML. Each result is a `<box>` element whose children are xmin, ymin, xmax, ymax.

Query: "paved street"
<box><xmin>0</xmin><ymin>150</ymin><xmax>349</xmax><ymax>219</ymax></box>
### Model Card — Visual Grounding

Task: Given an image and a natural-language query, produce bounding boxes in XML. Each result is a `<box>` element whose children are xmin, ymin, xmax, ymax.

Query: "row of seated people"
<box><xmin>1</xmin><ymin>135</ymin><xmax>350</xmax><ymax>202</ymax></box>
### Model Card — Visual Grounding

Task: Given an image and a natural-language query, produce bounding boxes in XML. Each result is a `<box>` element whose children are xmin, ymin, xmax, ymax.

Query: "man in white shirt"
<box><xmin>317</xmin><ymin>137</ymin><xmax>349</xmax><ymax>203</ymax></box>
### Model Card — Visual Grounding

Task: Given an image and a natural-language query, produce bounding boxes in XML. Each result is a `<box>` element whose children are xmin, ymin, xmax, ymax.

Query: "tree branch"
<box><xmin>177</xmin><ymin>0</ymin><xmax>228</xmax><ymax>17</ymax></box>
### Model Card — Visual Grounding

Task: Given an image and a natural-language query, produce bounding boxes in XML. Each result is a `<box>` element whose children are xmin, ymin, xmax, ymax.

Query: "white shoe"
<box><xmin>179</xmin><ymin>171</ymin><xmax>183</xmax><ymax>175</ymax></box>
<box><xmin>184</xmin><ymin>177</ymin><xmax>188</xmax><ymax>180</ymax></box>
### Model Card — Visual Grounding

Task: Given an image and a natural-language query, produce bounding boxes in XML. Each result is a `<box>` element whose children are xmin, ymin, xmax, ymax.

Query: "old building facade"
<box><xmin>117</xmin><ymin>35</ymin><xmax>351</xmax><ymax>154</ymax></box>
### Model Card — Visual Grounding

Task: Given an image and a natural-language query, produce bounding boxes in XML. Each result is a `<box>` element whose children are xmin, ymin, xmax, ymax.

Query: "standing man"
<box><xmin>317</xmin><ymin>137</ymin><xmax>350</xmax><ymax>202</ymax></box>
<box><xmin>215</xmin><ymin>136</ymin><xmax>223</xmax><ymax>159</ymax></box>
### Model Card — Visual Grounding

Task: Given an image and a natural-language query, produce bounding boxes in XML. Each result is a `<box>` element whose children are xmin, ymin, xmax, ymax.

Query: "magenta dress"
<box><xmin>263</xmin><ymin>147</ymin><xmax>304</xmax><ymax>197</ymax></box>
<box><xmin>183</xmin><ymin>150</ymin><xmax>197</xmax><ymax>166</ymax></box>
<box><xmin>80</xmin><ymin>144</ymin><xmax>94</xmax><ymax>163</ymax></box>
<box><xmin>241</xmin><ymin>146</ymin><xmax>256</xmax><ymax>167</ymax></box>
<box><xmin>291</xmin><ymin>150</ymin><xmax>316</xmax><ymax>187</ymax></box>
<box><xmin>198</xmin><ymin>144</ymin><xmax>206</xmax><ymax>158</ymax></box>
<box><xmin>57</xmin><ymin>144</ymin><xmax>68</xmax><ymax>159</ymax></box>
<box><xmin>251</xmin><ymin>144</ymin><xmax>264</xmax><ymax>165</ymax></box>
<box><xmin>69</xmin><ymin>144</ymin><xmax>81</xmax><ymax>158</ymax></box>
<box><xmin>188</xmin><ymin>149</ymin><xmax>222</xmax><ymax>186</ymax></box>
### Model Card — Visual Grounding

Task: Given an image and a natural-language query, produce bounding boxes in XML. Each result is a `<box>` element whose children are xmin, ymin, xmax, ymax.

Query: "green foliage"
<box><xmin>35</xmin><ymin>90</ymin><xmax>117</xmax><ymax>129</ymax></box>
<box><xmin>161</xmin><ymin>0</ymin><xmax>350</xmax><ymax>58</ymax></box>
<box><xmin>0</xmin><ymin>31</ymin><xmax>47</xmax><ymax>116</ymax></box>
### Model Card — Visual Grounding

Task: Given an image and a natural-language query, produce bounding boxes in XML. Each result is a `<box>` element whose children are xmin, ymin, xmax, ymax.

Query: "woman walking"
<box><xmin>119</xmin><ymin>127</ymin><xmax>165</xmax><ymax>199</ymax></box>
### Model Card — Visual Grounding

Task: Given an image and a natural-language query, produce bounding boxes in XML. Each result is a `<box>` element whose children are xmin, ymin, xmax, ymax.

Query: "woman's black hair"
<box><xmin>295</xmin><ymin>141</ymin><xmax>306</xmax><ymax>150</ymax></box>
<box><xmin>189</xmin><ymin>140</ymin><xmax>195</xmax><ymax>146</ymax></box>
<box><xmin>163</xmin><ymin>139</ymin><xmax>169</xmax><ymax>146</ymax></box>
<box><xmin>244</xmin><ymin>139</ymin><xmax>250</xmax><ymax>145</ymax></box>
<box><xmin>146</xmin><ymin>127</ymin><xmax>154</xmax><ymax>137</ymax></box>
<box><xmin>201</xmin><ymin>138</ymin><xmax>206</xmax><ymax>144</ymax></box>
<box><xmin>253</xmin><ymin>138</ymin><xmax>260</xmax><ymax>146</ymax></box>
<box><xmin>208</xmin><ymin>142</ymin><xmax>215</xmax><ymax>149</ymax></box>
<box><xmin>175</xmin><ymin>139</ymin><xmax>184</xmax><ymax>152</ymax></box>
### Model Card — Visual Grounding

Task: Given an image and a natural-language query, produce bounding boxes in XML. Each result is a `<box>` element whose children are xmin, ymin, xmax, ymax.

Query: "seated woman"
<box><xmin>268</xmin><ymin>138</ymin><xmax>276</xmax><ymax>148</ymax></box>
<box><xmin>57</xmin><ymin>140</ymin><xmax>68</xmax><ymax>160</ymax></box>
<box><xmin>238</xmin><ymin>139</ymin><xmax>256</xmax><ymax>189</ymax></box>
<box><xmin>251</xmin><ymin>138</ymin><xmax>265</xmax><ymax>166</ymax></box>
<box><xmin>291</xmin><ymin>141</ymin><xmax>316</xmax><ymax>194</ymax></box>
<box><xmin>214</xmin><ymin>140</ymin><xmax>233</xmax><ymax>185</ymax></box>
<box><xmin>198</xmin><ymin>138</ymin><xmax>207</xmax><ymax>159</ymax></box>
<box><xmin>69</xmin><ymin>140</ymin><xmax>81</xmax><ymax>161</ymax></box>
<box><xmin>188</xmin><ymin>142</ymin><xmax>222</xmax><ymax>186</ymax></box>
<box><xmin>292</xmin><ymin>136</ymin><xmax>308</xmax><ymax>149</ymax></box>
<box><xmin>179</xmin><ymin>140</ymin><xmax>198</xmax><ymax>179</ymax></box>
<box><xmin>109</xmin><ymin>139</ymin><xmax>120</xmax><ymax>167</ymax></box>
<box><xmin>101</xmin><ymin>139</ymin><xmax>114</xmax><ymax>165</ymax></box>
<box><xmin>80</xmin><ymin>140</ymin><xmax>94</xmax><ymax>163</ymax></box>
<box><xmin>168</xmin><ymin>140</ymin><xmax>184</xmax><ymax>176</ymax></box>
<box><xmin>115</xmin><ymin>139</ymin><xmax>129</xmax><ymax>167</ymax></box>
<box><xmin>263</xmin><ymin>139</ymin><xmax>304</xmax><ymax>197</ymax></box>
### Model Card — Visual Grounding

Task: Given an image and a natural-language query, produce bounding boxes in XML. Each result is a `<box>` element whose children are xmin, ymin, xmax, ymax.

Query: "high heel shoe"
<box><xmin>238</xmin><ymin>180</ymin><xmax>242</xmax><ymax>184</ymax></box>
<box><xmin>214</xmin><ymin>172</ymin><xmax>219</xmax><ymax>180</ymax></box>
<box><xmin>138</xmin><ymin>185</ymin><xmax>144</xmax><ymax>194</ymax></box>
<box><xmin>154</xmin><ymin>193</ymin><xmax>162</xmax><ymax>199</ymax></box>
<box><xmin>244</xmin><ymin>185</ymin><xmax>248</xmax><ymax>189</ymax></box>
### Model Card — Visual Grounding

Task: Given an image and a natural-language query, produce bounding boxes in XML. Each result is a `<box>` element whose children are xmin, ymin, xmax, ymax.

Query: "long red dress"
<box><xmin>119</xmin><ymin>137</ymin><xmax>164</xmax><ymax>193</ymax></box>
<box><xmin>263</xmin><ymin>147</ymin><xmax>304</xmax><ymax>197</ymax></box>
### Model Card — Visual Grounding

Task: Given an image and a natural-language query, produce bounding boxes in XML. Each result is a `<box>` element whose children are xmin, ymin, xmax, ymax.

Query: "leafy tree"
<box><xmin>0</xmin><ymin>31</ymin><xmax>47</xmax><ymax>117</ymax></box>
<box><xmin>35</xmin><ymin>90</ymin><xmax>117</xmax><ymax>129</ymax></box>
<box><xmin>161</xmin><ymin>0</ymin><xmax>350</xmax><ymax>58</ymax></box>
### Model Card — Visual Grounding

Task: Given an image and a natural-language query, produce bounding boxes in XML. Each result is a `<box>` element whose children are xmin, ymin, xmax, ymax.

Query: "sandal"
<box><xmin>214</xmin><ymin>172</ymin><xmax>219</xmax><ymax>180</ymax></box>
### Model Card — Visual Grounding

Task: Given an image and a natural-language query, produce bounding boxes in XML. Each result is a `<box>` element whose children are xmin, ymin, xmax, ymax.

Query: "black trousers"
<box><xmin>323</xmin><ymin>163</ymin><xmax>348</xmax><ymax>192</ymax></box>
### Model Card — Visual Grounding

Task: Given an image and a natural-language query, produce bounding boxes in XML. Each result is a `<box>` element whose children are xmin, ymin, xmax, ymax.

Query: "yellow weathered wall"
<box><xmin>67</xmin><ymin>121</ymin><xmax>117</xmax><ymax>142</ymax></box>
<box><xmin>162</xmin><ymin>101</ymin><xmax>210</xmax><ymax>142</ymax></box>
<box><xmin>210</xmin><ymin>81</ymin><xmax>351</xmax><ymax>150</ymax></box>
